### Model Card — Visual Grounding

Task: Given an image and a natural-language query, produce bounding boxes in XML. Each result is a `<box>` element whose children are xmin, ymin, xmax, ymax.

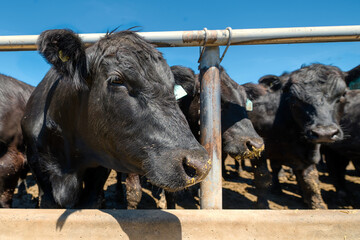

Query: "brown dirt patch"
<box><xmin>11</xmin><ymin>157</ymin><xmax>360</xmax><ymax>209</ymax></box>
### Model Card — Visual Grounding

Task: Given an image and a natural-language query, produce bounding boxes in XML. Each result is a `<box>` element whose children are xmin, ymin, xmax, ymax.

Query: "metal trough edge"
<box><xmin>0</xmin><ymin>209</ymin><xmax>359</xmax><ymax>239</ymax></box>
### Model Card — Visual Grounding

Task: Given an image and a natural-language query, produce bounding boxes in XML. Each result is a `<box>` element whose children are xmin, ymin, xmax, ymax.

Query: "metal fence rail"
<box><xmin>1</xmin><ymin>25</ymin><xmax>360</xmax><ymax>51</ymax></box>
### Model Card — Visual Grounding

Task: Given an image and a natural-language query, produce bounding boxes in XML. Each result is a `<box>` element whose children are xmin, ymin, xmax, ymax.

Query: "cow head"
<box><xmin>219</xmin><ymin>68</ymin><xmax>264</xmax><ymax>160</ymax></box>
<box><xmin>281</xmin><ymin>64</ymin><xmax>347</xmax><ymax>143</ymax></box>
<box><xmin>171</xmin><ymin>65</ymin><xmax>264</xmax><ymax>161</ymax></box>
<box><xmin>37</xmin><ymin>29</ymin><xmax>210</xmax><ymax>192</ymax></box>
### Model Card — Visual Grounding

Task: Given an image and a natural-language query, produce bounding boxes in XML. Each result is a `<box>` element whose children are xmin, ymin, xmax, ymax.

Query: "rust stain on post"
<box><xmin>183</xmin><ymin>31</ymin><xmax>203</xmax><ymax>44</ymax></box>
<box><xmin>0</xmin><ymin>44</ymin><xmax>37</xmax><ymax>51</ymax></box>
<box><xmin>206</xmin><ymin>31</ymin><xmax>218</xmax><ymax>45</ymax></box>
<box><xmin>199</xmin><ymin>46</ymin><xmax>222</xmax><ymax>209</ymax></box>
<box><xmin>182</xmin><ymin>30</ymin><xmax>219</xmax><ymax>45</ymax></box>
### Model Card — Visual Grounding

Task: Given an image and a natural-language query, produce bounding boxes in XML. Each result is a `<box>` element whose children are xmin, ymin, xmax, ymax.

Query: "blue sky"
<box><xmin>0</xmin><ymin>0</ymin><xmax>360</xmax><ymax>87</ymax></box>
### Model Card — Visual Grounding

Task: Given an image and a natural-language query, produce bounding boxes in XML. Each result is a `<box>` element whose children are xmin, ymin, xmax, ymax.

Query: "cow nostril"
<box><xmin>309</xmin><ymin>127</ymin><xmax>341</xmax><ymax>142</ymax></box>
<box><xmin>246</xmin><ymin>141</ymin><xmax>253</xmax><ymax>151</ymax></box>
<box><xmin>182</xmin><ymin>158</ymin><xmax>197</xmax><ymax>178</ymax></box>
<box><xmin>246</xmin><ymin>139</ymin><xmax>264</xmax><ymax>150</ymax></box>
<box><xmin>331</xmin><ymin>129</ymin><xmax>340</xmax><ymax>139</ymax></box>
<box><xmin>310</xmin><ymin>130</ymin><xmax>319</xmax><ymax>139</ymax></box>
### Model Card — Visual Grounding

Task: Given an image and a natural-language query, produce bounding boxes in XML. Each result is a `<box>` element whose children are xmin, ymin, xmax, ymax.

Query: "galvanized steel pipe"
<box><xmin>199</xmin><ymin>47</ymin><xmax>222</xmax><ymax>209</ymax></box>
<box><xmin>1</xmin><ymin>25</ymin><xmax>360</xmax><ymax>51</ymax></box>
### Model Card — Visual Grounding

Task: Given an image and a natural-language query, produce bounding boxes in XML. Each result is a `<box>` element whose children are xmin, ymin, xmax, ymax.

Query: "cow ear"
<box><xmin>258</xmin><ymin>75</ymin><xmax>283</xmax><ymax>91</ymax></box>
<box><xmin>171</xmin><ymin>65</ymin><xmax>197</xmax><ymax>96</ymax></box>
<box><xmin>242</xmin><ymin>83</ymin><xmax>266</xmax><ymax>101</ymax></box>
<box><xmin>37</xmin><ymin>29</ymin><xmax>88</xmax><ymax>90</ymax></box>
<box><xmin>345</xmin><ymin>65</ymin><xmax>360</xmax><ymax>89</ymax></box>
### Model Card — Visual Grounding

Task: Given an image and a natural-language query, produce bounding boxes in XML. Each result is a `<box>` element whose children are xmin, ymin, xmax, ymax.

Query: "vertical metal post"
<box><xmin>199</xmin><ymin>46</ymin><xmax>222</xmax><ymax>209</ymax></box>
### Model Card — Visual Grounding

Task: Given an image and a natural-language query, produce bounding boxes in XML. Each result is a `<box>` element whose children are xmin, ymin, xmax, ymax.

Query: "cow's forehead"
<box><xmin>290</xmin><ymin>76</ymin><xmax>346</xmax><ymax>102</ymax></box>
<box><xmin>87</xmin><ymin>31</ymin><xmax>174</xmax><ymax>88</ymax></box>
<box><xmin>289</xmin><ymin>65</ymin><xmax>346</xmax><ymax>98</ymax></box>
<box><xmin>220</xmin><ymin>70</ymin><xmax>247</xmax><ymax>105</ymax></box>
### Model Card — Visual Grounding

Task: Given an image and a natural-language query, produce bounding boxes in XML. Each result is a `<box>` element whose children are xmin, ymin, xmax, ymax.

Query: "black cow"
<box><xmin>172</xmin><ymin>65</ymin><xmax>264</xmax><ymax>175</ymax></box>
<box><xmin>245</xmin><ymin>64</ymin><xmax>354</xmax><ymax>209</ymax></box>
<box><xmin>21</xmin><ymin>29</ymin><xmax>210</xmax><ymax>208</ymax></box>
<box><xmin>0</xmin><ymin>74</ymin><xmax>33</xmax><ymax>207</ymax></box>
<box><xmin>121</xmin><ymin>65</ymin><xmax>265</xmax><ymax>209</ymax></box>
<box><xmin>321</xmin><ymin>65</ymin><xmax>360</xmax><ymax>204</ymax></box>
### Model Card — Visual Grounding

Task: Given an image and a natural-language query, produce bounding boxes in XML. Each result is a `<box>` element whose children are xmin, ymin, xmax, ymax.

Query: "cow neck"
<box><xmin>47</xmin><ymin>79</ymin><xmax>93</xmax><ymax>168</ymax></box>
<box><xmin>276</xmin><ymin>92</ymin><xmax>301</xmax><ymax>135</ymax></box>
<box><xmin>275</xmin><ymin>92</ymin><xmax>321</xmax><ymax>163</ymax></box>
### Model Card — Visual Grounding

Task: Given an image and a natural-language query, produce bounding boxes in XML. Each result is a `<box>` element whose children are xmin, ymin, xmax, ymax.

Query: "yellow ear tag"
<box><xmin>58</xmin><ymin>50</ymin><xmax>70</xmax><ymax>62</ymax></box>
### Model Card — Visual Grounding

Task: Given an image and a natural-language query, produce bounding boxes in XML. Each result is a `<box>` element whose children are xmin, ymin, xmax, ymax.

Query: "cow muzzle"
<box><xmin>150</xmin><ymin>147</ymin><xmax>211</xmax><ymax>192</ymax></box>
<box><xmin>182</xmin><ymin>155</ymin><xmax>212</xmax><ymax>186</ymax></box>
<box><xmin>306</xmin><ymin>125</ymin><xmax>342</xmax><ymax>143</ymax></box>
<box><xmin>235</xmin><ymin>139</ymin><xmax>265</xmax><ymax>161</ymax></box>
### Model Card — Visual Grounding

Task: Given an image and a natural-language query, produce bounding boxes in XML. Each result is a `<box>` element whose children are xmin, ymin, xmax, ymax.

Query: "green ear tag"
<box><xmin>58</xmin><ymin>50</ymin><xmax>70</xmax><ymax>62</ymax></box>
<box><xmin>349</xmin><ymin>77</ymin><xmax>360</xmax><ymax>90</ymax></box>
<box><xmin>246</xmin><ymin>99</ymin><xmax>253</xmax><ymax>111</ymax></box>
<box><xmin>174</xmin><ymin>85</ymin><xmax>187</xmax><ymax>100</ymax></box>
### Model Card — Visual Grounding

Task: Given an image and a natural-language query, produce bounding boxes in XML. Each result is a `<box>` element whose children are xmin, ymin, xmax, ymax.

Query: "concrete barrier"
<box><xmin>0</xmin><ymin>209</ymin><xmax>359</xmax><ymax>239</ymax></box>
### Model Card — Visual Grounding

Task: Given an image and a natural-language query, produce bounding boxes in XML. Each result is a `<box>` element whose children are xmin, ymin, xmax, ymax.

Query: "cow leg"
<box><xmin>0</xmin><ymin>172</ymin><xmax>22</xmax><ymax>208</ymax></box>
<box><xmin>78</xmin><ymin>167</ymin><xmax>110</xmax><ymax>209</ymax></box>
<box><xmin>294</xmin><ymin>164</ymin><xmax>327</xmax><ymax>209</ymax></box>
<box><xmin>0</xmin><ymin>189</ymin><xmax>14</xmax><ymax>208</ymax></box>
<box><xmin>0</xmin><ymin>152</ymin><xmax>26</xmax><ymax>208</ymax></box>
<box><xmin>234</xmin><ymin>159</ymin><xmax>240</xmax><ymax>173</ymax></box>
<box><xmin>253</xmin><ymin>155</ymin><xmax>272</xmax><ymax>209</ymax></box>
<box><xmin>241</xmin><ymin>158</ymin><xmax>247</xmax><ymax>170</ymax></box>
<box><xmin>222</xmin><ymin>154</ymin><xmax>228</xmax><ymax>178</ymax></box>
<box><xmin>125</xmin><ymin>173</ymin><xmax>142</xmax><ymax>209</ymax></box>
<box><xmin>324</xmin><ymin>148</ymin><xmax>350</xmax><ymax>204</ymax></box>
<box><xmin>158</xmin><ymin>189</ymin><xmax>167</xmax><ymax>209</ymax></box>
<box><xmin>115</xmin><ymin>172</ymin><xmax>126</xmax><ymax>205</ymax></box>
<box><xmin>165</xmin><ymin>190</ymin><xmax>176</xmax><ymax>209</ymax></box>
<box><xmin>157</xmin><ymin>189</ymin><xmax>177</xmax><ymax>209</ymax></box>
<box><xmin>234</xmin><ymin>158</ymin><xmax>246</xmax><ymax>177</ymax></box>
<box><xmin>270</xmin><ymin>161</ymin><xmax>282</xmax><ymax>195</ymax></box>
<box><xmin>17</xmin><ymin>163</ymin><xmax>30</xmax><ymax>196</ymax></box>
<box><xmin>0</xmin><ymin>173</ymin><xmax>19</xmax><ymax>208</ymax></box>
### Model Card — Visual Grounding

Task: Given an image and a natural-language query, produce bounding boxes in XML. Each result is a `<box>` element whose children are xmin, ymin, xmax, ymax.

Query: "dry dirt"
<box><xmin>11</xmin><ymin>157</ymin><xmax>360</xmax><ymax>209</ymax></box>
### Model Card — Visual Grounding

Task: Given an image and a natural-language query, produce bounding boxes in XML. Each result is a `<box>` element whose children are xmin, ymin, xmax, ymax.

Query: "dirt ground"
<box><xmin>11</xmin><ymin>156</ymin><xmax>360</xmax><ymax>209</ymax></box>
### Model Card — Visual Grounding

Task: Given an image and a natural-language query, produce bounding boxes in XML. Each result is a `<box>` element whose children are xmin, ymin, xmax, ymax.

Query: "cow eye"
<box><xmin>108</xmin><ymin>76</ymin><xmax>125</xmax><ymax>86</ymax></box>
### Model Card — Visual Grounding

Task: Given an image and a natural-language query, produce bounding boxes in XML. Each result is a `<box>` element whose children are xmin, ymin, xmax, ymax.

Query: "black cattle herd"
<box><xmin>1</xmin><ymin>28</ymin><xmax>360</xmax><ymax>209</ymax></box>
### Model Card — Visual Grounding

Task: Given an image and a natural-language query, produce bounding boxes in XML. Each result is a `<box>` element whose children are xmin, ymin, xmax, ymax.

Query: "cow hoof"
<box><xmin>311</xmin><ymin>202</ymin><xmax>327</xmax><ymax>209</ymax></box>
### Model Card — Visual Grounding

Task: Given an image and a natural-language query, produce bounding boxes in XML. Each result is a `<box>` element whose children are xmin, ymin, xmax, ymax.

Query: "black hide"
<box><xmin>21</xmin><ymin>29</ymin><xmax>210</xmax><ymax>208</ymax></box>
<box><xmin>0</xmin><ymin>74</ymin><xmax>33</xmax><ymax>207</ymax></box>
<box><xmin>246</xmin><ymin>64</ymin><xmax>349</xmax><ymax>209</ymax></box>
<box><xmin>321</xmin><ymin>64</ymin><xmax>360</xmax><ymax>204</ymax></box>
